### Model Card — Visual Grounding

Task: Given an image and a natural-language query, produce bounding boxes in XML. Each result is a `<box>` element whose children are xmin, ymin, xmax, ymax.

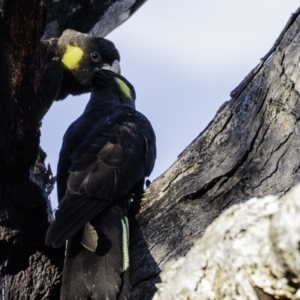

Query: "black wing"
<box><xmin>46</xmin><ymin>107</ymin><xmax>156</xmax><ymax>247</ymax></box>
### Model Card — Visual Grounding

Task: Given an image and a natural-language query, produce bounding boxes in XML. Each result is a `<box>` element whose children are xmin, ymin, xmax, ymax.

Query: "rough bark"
<box><xmin>42</xmin><ymin>0</ymin><xmax>147</xmax><ymax>39</ymax></box>
<box><xmin>129</xmin><ymin>7</ymin><xmax>300</xmax><ymax>299</ymax></box>
<box><xmin>0</xmin><ymin>0</ymin><xmax>147</xmax><ymax>298</ymax></box>
<box><xmin>0</xmin><ymin>0</ymin><xmax>63</xmax><ymax>299</ymax></box>
<box><xmin>152</xmin><ymin>183</ymin><xmax>300</xmax><ymax>300</ymax></box>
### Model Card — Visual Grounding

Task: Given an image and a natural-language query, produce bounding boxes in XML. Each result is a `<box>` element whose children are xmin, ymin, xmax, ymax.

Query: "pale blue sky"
<box><xmin>41</xmin><ymin>0</ymin><xmax>300</xmax><ymax>207</ymax></box>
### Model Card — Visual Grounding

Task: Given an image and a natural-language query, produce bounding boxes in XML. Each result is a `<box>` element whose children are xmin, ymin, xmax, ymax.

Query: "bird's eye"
<box><xmin>91</xmin><ymin>51</ymin><xmax>101</xmax><ymax>63</ymax></box>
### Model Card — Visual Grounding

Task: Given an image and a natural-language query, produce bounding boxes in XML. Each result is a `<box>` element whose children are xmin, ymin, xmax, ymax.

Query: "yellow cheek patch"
<box><xmin>115</xmin><ymin>78</ymin><xmax>132</xmax><ymax>99</ymax></box>
<box><xmin>61</xmin><ymin>44</ymin><xmax>84</xmax><ymax>69</ymax></box>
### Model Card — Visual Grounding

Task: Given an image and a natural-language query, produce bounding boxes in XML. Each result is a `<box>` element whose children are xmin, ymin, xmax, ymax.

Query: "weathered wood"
<box><xmin>43</xmin><ymin>0</ymin><xmax>148</xmax><ymax>39</ymax></box>
<box><xmin>152</xmin><ymin>184</ymin><xmax>300</xmax><ymax>300</ymax></box>
<box><xmin>0</xmin><ymin>0</ymin><xmax>66</xmax><ymax>298</ymax></box>
<box><xmin>129</xmin><ymin>7</ymin><xmax>300</xmax><ymax>299</ymax></box>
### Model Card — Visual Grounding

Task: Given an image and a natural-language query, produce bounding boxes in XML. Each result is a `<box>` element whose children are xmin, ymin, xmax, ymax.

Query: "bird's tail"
<box><xmin>60</xmin><ymin>197</ymin><xmax>131</xmax><ymax>300</ymax></box>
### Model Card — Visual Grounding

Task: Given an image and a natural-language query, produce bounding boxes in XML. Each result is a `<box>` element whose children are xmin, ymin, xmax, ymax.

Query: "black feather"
<box><xmin>45</xmin><ymin>195</ymin><xmax>108</xmax><ymax>248</ymax></box>
<box><xmin>61</xmin><ymin>199</ymin><xmax>131</xmax><ymax>300</ymax></box>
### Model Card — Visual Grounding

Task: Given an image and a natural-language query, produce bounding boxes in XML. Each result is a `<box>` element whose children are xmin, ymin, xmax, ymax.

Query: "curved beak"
<box><xmin>102</xmin><ymin>59</ymin><xmax>121</xmax><ymax>74</ymax></box>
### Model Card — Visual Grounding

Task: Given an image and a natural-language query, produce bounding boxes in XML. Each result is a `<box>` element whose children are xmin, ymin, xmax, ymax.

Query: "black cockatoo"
<box><xmin>46</xmin><ymin>69</ymin><xmax>156</xmax><ymax>300</ymax></box>
<box><xmin>39</xmin><ymin>29</ymin><xmax>120</xmax><ymax>120</ymax></box>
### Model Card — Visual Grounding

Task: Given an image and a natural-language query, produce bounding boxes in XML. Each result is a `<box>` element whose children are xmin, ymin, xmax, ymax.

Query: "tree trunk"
<box><xmin>129</xmin><ymin>7</ymin><xmax>300</xmax><ymax>300</ymax></box>
<box><xmin>0</xmin><ymin>0</ymin><xmax>64</xmax><ymax>299</ymax></box>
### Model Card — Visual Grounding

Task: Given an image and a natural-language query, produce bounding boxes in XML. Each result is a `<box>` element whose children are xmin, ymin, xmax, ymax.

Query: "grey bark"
<box><xmin>129</xmin><ymin>7</ymin><xmax>300</xmax><ymax>300</ymax></box>
<box><xmin>42</xmin><ymin>0</ymin><xmax>147</xmax><ymax>39</ymax></box>
<box><xmin>152</xmin><ymin>183</ymin><xmax>300</xmax><ymax>300</ymax></box>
